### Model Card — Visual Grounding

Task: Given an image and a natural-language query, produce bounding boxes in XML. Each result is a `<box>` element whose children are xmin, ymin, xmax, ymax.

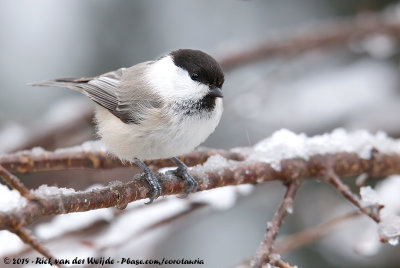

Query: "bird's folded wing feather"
<box><xmin>30</xmin><ymin>61</ymin><xmax>162</xmax><ymax>124</ymax></box>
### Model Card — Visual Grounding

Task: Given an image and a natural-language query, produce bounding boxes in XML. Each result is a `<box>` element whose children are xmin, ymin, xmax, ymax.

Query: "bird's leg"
<box><xmin>134</xmin><ymin>158</ymin><xmax>162</xmax><ymax>204</ymax></box>
<box><xmin>172</xmin><ymin>157</ymin><xmax>198</xmax><ymax>198</ymax></box>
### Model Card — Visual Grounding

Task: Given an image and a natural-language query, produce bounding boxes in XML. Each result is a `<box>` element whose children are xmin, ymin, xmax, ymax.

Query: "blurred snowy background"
<box><xmin>1</xmin><ymin>0</ymin><xmax>400</xmax><ymax>267</ymax></box>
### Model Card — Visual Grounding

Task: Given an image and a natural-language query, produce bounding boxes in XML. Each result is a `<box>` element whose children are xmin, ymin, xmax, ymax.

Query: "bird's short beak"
<box><xmin>208</xmin><ymin>87</ymin><xmax>223</xmax><ymax>98</ymax></box>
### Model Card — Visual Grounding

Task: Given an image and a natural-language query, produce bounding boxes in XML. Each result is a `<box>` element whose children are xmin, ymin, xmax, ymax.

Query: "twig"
<box><xmin>276</xmin><ymin>210</ymin><xmax>363</xmax><ymax>254</ymax></box>
<box><xmin>219</xmin><ymin>14</ymin><xmax>400</xmax><ymax>71</ymax></box>
<box><xmin>12</xmin><ymin>228</ymin><xmax>63</xmax><ymax>268</ymax></box>
<box><xmin>252</xmin><ymin>179</ymin><xmax>302</xmax><ymax>268</ymax></box>
<box><xmin>0</xmin><ymin>164</ymin><xmax>36</xmax><ymax>200</ymax></box>
<box><xmin>321</xmin><ymin>168</ymin><xmax>381</xmax><ymax>222</ymax></box>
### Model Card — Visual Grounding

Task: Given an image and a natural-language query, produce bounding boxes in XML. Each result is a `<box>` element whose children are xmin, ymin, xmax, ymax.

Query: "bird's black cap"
<box><xmin>170</xmin><ymin>49</ymin><xmax>224</xmax><ymax>89</ymax></box>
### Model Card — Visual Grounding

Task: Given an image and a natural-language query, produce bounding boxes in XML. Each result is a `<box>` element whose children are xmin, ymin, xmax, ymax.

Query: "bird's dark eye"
<box><xmin>191</xmin><ymin>73</ymin><xmax>199</xmax><ymax>81</ymax></box>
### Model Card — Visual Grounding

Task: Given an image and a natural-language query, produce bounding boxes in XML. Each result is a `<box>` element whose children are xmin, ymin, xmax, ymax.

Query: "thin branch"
<box><xmin>0</xmin><ymin>164</ymin><xmax>36</xmax><ymax>200</ymax></box>
<box><xmin>275</xmin><ymin>210</ymin><xmax>363</xmax><ymax>254</ymax></box>
<box><xmin>12</xmin><ymin>228</ymin><xmax>63</xmax><ymax>268</ymax></box>
<box><xmin>219</xmin><ymin>14</ymin><xmax>400</xmax><ymax>71</ymax></box>
<box><xmin>321</xmin><ymin>168</ymin><xmax>381</xmax><ymax>222</ymax></box>
<box><xmin>1</xmin><ymin>151</ymin><xmax>400</xmax><ymax>230</ymax></box>
<box><xmin>252</xmin><ymin>179</ymin><xmax>302</xmax><ymax>268</ymax></box>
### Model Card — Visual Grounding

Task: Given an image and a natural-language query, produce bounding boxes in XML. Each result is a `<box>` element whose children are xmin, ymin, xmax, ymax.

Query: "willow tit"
<box><xmin>30</xmin><ymin>49</ymin><xmax>225</xmax><ymax>203</ymax></box>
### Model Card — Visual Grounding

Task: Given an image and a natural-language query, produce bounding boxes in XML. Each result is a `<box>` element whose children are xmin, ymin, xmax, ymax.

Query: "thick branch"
<box><xmin>219</xmin><ymin>14</ymin><xmax>400</xmax><ymax>71</ymax></box>
<box><xmin>1</xmin><ymin>151</ymin><xmax>400</xmax><ymax>230</ymax></box>
<box><xmin>0</xmin><ymin>147</ymin><xmax>245</xmax><ymax>174</ymax></box>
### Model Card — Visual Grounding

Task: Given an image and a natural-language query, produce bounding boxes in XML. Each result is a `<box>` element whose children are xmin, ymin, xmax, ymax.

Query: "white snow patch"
<box><xmin>201</xmin><ymin>154</ymin><xmax>231</xmax><ymax>171</ymax></box>
<box><xmin>31</xmin><ymin>146</ymin><xmax>46</xmax><ymax>156</ymax></box>
<box><xmin>33</xmin><ymin>185</ymin><xmax>76</xmax><ymax>196</ymax></box>
<box><xmin>190</xmin><ymin>154</ymin><xmax>234</xmax><ymax>188</ymax></box>
<box><xmin>84</xmin><ymin>183</ymin><xmax>104</xmax><ymax>191</ymax></box>
<box><xmin>379</xmin><ymin>215</ymin><xmax>400</xmax><ymax>246</ymax></box>
<box><xmin>249</xmin><ymin>129</ymin><xmax>307</xmax><ymax>170</ymax></box>
<box><xmin>376</xmin><ymin>176</ymin><xmax>400</xmax><ymax>247</ymax></box>
<box><xmin>360</xmin><ymin>186</ymin><xmax>382</xmax><ymax>207</ymax></box>
<box><xmin>286</xmin><ymin>203</ymin><xmax>294</xmax><ymax>214</ymax></box>
<box><xmin>249</xmin><ymin>128</ymin><xmax>400</xmax><ymax>170</ymax></box>
<box><xmin>356</xmin><ymin>175</ymin><xmax>400</xmax><ymax>254</ymax></box>
<box><xmin>0</xmin><ymin>184</ymin><xmax>27</xmax><ymax>212</ymax></box>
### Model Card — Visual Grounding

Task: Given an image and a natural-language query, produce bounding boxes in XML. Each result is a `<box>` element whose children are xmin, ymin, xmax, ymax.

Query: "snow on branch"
<box><xmin>1</xmin><ymin>129</ymin><xmax>400</xmax><ymax>267</ymax></box>
<box><xmin>1</xmin><ymin>129</ymin><xmax>400</xmax><ymax>228</ymax></box>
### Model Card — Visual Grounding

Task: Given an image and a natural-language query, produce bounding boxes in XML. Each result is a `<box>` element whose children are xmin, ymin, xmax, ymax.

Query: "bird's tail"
<box><xmin>28</xmin><ymin>77</ymin><xmax>93</xmax><ymax>92</ymax></box>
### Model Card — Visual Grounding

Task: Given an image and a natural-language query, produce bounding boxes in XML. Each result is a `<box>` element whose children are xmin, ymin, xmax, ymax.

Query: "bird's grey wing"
<box><xmin>30</xmin><ymin>62</ymin><xmax>162</xmax><ymax>124</ymax></box>
<box><xmin>113</xmin><ymin>61</ymin><xmax>163</xmax><ymax>123</ymax></box>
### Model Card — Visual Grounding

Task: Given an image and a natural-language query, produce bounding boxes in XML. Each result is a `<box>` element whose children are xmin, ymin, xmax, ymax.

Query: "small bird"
<box><xmin>30</xmin><ymin>49</ymin><xmax>225</xmax><ymax>203</ymax></box>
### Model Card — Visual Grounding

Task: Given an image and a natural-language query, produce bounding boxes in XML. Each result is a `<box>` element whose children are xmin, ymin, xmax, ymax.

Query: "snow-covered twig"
<box><xmin>322</xmin><ymin>168</ymin><xmax>382</xmax><ymax>222</ymax></box>
<box><xmin>252</xmin><ymin>179</ymin><xmax>302</xmax><ymax>268</ymax></box>
<box><xmin>219</xmin><ymin>14</ymin><xmax>400</xmax><ymax>71</ymax></box>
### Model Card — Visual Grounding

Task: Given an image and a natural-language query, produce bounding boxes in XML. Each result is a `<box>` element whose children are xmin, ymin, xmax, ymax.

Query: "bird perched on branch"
<box><xmin>30</xmin><ymin>49</ymin><xmax>225</xmax><ymax>203</ymax></box>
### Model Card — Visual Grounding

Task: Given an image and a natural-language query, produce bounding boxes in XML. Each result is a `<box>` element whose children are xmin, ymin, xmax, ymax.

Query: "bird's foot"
<box><xmin>172</xmin><ymin>157</ymin><xmax>198</xmax><ymax>198</ymax></box>
<box><xmin>134</xmin><ymin>158</ymin><xmax>162</xmax><ymax>204</ymax></box>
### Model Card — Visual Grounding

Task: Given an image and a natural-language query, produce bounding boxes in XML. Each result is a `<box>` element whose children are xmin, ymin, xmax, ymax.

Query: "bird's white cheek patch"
<box><xmin>147</xmin><ymin>56</ymin><xmax>209</xmax><ymax>102</ymax></box>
